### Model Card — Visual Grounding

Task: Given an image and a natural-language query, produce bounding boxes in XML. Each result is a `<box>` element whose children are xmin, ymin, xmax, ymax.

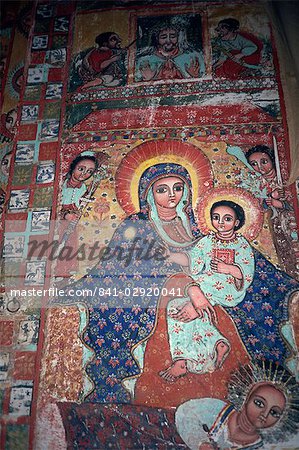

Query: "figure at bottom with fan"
<box><xmin>175</xmin><ymin>361</ymin><xmax>299</xmax><ymax>449</ymax></box>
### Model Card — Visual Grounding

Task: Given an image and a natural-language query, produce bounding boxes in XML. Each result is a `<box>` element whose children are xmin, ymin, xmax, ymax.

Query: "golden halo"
<box><xmin>115</xmin><ymin>139</ymin><xmax>213</xmax><ymax>215</ymax></box>
<box><xmin>195</xmin><ymin>186</ymin><xmax>263</xmax><ymax>241</ymax></box>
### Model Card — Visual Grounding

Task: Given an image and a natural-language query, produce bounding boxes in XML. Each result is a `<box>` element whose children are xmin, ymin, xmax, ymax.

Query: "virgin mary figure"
<box><xmin>54</xmin><ymin>140</ymin><xmax>298</xmax><ymax>407</ymax></box>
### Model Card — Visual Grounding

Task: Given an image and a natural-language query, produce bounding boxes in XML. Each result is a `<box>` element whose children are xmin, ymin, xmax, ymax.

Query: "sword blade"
<box><xmin>272</xmin><ymin>135</ymin><xmax>283</xmax><ymax>185</ymax></box>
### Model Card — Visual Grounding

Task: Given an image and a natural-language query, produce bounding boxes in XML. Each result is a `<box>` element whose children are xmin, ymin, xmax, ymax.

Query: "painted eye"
<box><xmin>253</xmin><ymin>399</ymin><xmax>264</xmax><ymax>408</ymax></box>
<box><xmin>173</xmin><ymin>185</ymin><xmax>183</xmax><ymax>192</ymax></box>
<box><xmin>250</xmin><ymin>161</ymin><xmax>257</xmax><ymax>166</ymax></box>
<box><xmin>212</xmin><ymin>215</ymin><xmax>219</xmax><ymax>221</ymax></box>
<box><xmin>224</xmin><ymin>217</ymin><xmax>233</xmax><ymax>222</ymax></box>
<box><xmin>270</xmin><ymin>409</ymin><xmax>281</xmax><ymax>418</ymax></box>
<box><xmin>261</xmin><ymin>159</ymin><xmax>269</xmax><ymax>164</ymax></box>
<box><xmin>156</xmin><ymin>187</ymin><xmax>167</xmax><ymax>194</ymax></box>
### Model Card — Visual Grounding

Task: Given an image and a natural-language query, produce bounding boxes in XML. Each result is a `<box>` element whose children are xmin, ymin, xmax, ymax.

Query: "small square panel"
<box><xmin>18</xmin><ymin>124</ymin><xmax>38</xmax><ymax>140</ymax></box>
<box><xmin>4</xmin><ymin>215</ymin><xmax>27</xmax><ymax>232</ymax></box>
<box><xmin>43</xmin><ymin>102</ymin><xmax>61</xmax><ymax>119</ymax></box>
<box><xmin>45</xmin><ymin>48</ymin><xmax>66</xmax><ymax>67</ymax></box>
<box><xmin>15</xmin><ymin>143</ymin><xmax>35</xmax><ymax>165</ymax></box>
<box><xmin>32</xmin><ymin>35</ymin><xmax>49</xmax><ymax>51</ymax></box>
<box><xmin>36</xmin><ymin>4</ymin><xmax>54</xmax><ymax>18</ymax></box>
<box><xmin>31</xmin><ymin>51</ymin><xmax>46</xmax><ymax>64</ymax></box>
<box><xmin>52</xmin><ymin>34</ymin><xmax>67</xmax><ymax>49</ymax></box>
<box><xmin>6</xmin><ymin>424</ymin><xmax>29</xmax><ymax>450</ymax></box>
<box><xmin>45</xmin><ymin>82</ymin><xmax>63</xmax><ymax>99</ymax></box>
<box><xmin>0</xmin><ymin>321</ymin><xmax>14</xmax><ymax>346</ymax></box>
<box><xmin>9</xmin><ymin>382</ymin><xmax>33</xmax><ymax>416</ymax></box>
<box><xmin>21</xmin><ymin>105</ymin><xmax>39</xmax><ymax>122</ymax></box>
<box><xmin>17</xmin><ymin>319</ymin><xmax>39</xmax><ymax>346</ymax></box>
<box><xmin>9</xmin><ymin>190</ymin><xmax>30</xmax><ymax>211</ymax></box>
<box><xmin>3</xmin><ymin>260</ymin><xmax>22</xmax><ymax>287</ymax></box>
<box><xmin>31</xmin><ymin>210</ymin><xmax>51</xmax><ymax>232</ymax></box>
<box><xmin>25</xmin><ymin>261</ymin><xmax>46</xmax><ymax>286</ymax></box>
<box><xmin>0</xmin><ymin>353</ymin><xmax>10</xmax><ymax>380</ymax></box>
<box><xmin>36</xmin><ymin>162</ymin><xmax>55</xmax><ymax>184</ymax></box>
<box><xmin>54</xmin><ymin>16</ymin><xmax>69</xmax><ymax>32</ymax></box>
<box><xmin>40</xmin><ymin>119</ymin><xmax>60</xmax><ymax>140</ymax></box>
<box><xmin>48</xmin><ymin>68</ymin><xmax>63</xmax><ymax>82</ymax></box>
<box><xmin>24</xmin><ymin>85</ymin><xmax>42</xmax><ymax>101</ymax></box>
<box><xmin>33</xmin><ymin>186</ymin><xmax>54</xmax><ymax>208</ymax></box>
<box><xmin>34</xmin><ymin>18</ymin><xmax>51</xmax><ymax>33</ymax></box>
<box><xmin>12</xmin><ymin>166</ymin><xmax>33</xmax><ymax>185</ymax></box>
<box><xmin>27</xmin><ymin>66</ymin><xmax>48</xmax><ymax>84</ymax></box>
<box><xmin>13</xmin><ymin>352</ymin><xmax>36</xmax><ymax>380</ymax></box>
<box><xmin>38</xmin><ymin>141</ymin><xmax>57</xmax><ymax>160</ymax></box>
<box><xmin>3</xmin><ymin>235</ymin><xmax>25</xmax><ymax>258</ymax></box>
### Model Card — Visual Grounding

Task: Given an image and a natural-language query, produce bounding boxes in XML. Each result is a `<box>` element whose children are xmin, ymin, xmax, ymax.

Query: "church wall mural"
<box><xmin>0</xmin><ymin>1</ymin><xmax>298</xmax><ymax>449</ymax></box>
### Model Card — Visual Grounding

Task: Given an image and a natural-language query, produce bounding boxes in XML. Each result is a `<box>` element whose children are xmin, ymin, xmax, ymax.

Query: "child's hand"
<box><xmin>211</xmin><ymin>258</ymin><xmax>243</xmax><ymax>282</ymax></box>
<box><xmin>210</xmin><ymin>257</ymin><xmax>230</xmax><ymax>274</ymax></box>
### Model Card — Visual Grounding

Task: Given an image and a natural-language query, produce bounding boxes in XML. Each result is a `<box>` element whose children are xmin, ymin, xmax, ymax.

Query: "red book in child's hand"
<box><xmin>212</xmin><ymin>248</ymin><xmax>235</xmax><ymax>264</ymax></box>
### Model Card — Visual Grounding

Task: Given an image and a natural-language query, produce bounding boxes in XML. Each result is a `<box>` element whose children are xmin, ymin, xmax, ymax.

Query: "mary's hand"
<box><xmin>169</xmin><ymin>301</ymin><xmax>199</xmax><ymax>323</ymax></box>
<box><xmin>188</xmin><ymin>284</ymin><xmax>218</xmax><ymax>325</ymax></box>
<box><xmin>210</xmin><ymin>257</ymin><xmax>231</xmax><ymax>274</ymax></box>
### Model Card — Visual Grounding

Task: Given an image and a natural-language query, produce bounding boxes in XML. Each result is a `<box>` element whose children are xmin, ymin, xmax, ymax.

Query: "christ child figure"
<box><xmin>160</xmin><ymin>200</ymin><xmax>254</xmax><ymax>382</ymax></box>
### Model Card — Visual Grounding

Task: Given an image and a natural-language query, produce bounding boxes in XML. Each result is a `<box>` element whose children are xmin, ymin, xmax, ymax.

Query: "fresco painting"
<box><xmin>209</xmin><ymin>4</ymin><xmax>275</xmax><ymax>79</ymax></box>
<box><xmin>135</xmin><ymin>13</ymin><xmax>205</xmax><ymax>81</ymax></box>
<box><xmin>0</xmin><ymin>1</ymin><xmax>299</xmax><ymax>449</ymax></box>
